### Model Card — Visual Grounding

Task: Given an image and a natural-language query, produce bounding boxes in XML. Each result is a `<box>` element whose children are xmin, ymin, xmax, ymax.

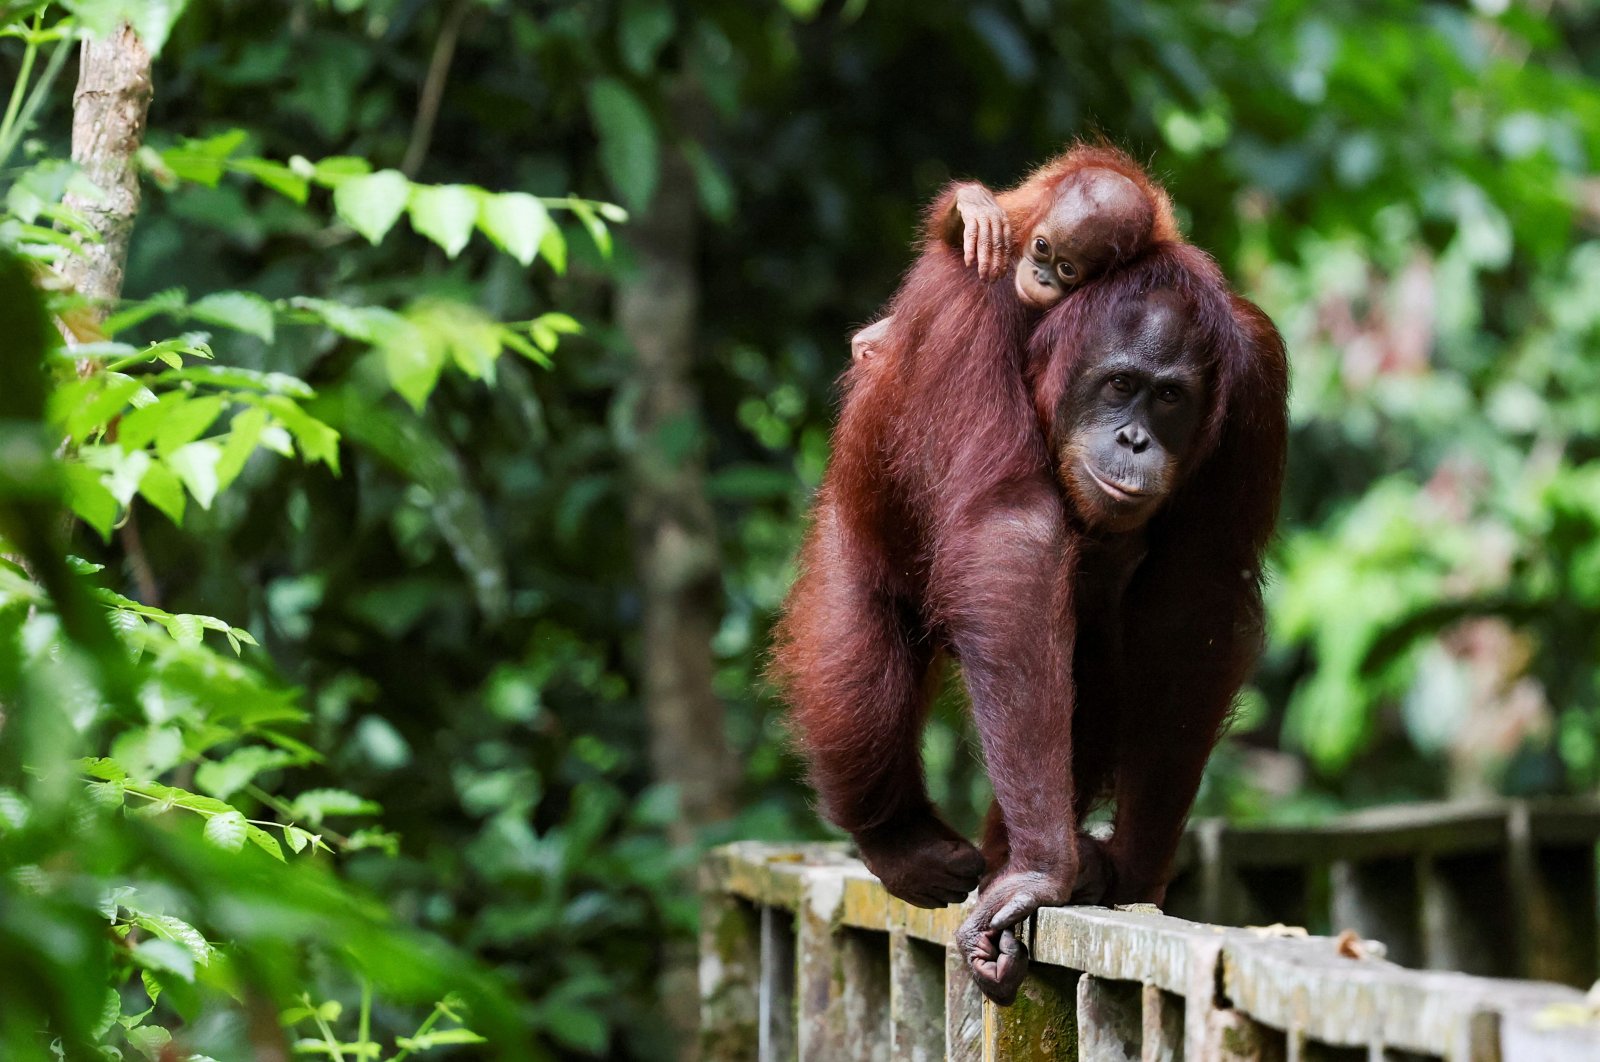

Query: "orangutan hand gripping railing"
<box><xmin>701</xmin><ymin>800</ymin><xmax>1600</xmax><ymax>1061</ymax></box>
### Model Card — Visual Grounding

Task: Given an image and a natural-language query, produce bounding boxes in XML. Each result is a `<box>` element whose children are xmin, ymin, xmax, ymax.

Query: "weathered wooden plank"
<box><xmin>1203</xmin><ymin>1008</ymin><xmax>1288</xmax><ymax>1061</ymax></box>
<box><xmin>888</xmin><ymin>932</ymin><xmax>943</xmax><ymax>1062</ymax></box>
<box><xmin>1078</xmin><ymin>975</ymin><xmax>1142</xmax><ymax>1061</ymax></box>
<box><xmin>1030</xmin><ymin>904</ymin><xmax>1207</xmax><ymax>995</ymax></box>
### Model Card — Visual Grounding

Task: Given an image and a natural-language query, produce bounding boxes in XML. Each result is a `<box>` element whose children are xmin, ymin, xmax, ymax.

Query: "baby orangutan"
<box><xmin>851</xmin><ymin>145</ymin><xmax>1175</xmax><ymax>360</ymax></box>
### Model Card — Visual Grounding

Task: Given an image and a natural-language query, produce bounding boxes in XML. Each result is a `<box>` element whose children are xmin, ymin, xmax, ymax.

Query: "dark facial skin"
<box><xmin>1016</xmin><ymin>168</ymin><xmax>1156</xmax><ymax>311</ymax></box>
<box><xmin>1056</xmin><ymin>291</ymin><xmax>1207</xmax><ymax>532</ymax></box>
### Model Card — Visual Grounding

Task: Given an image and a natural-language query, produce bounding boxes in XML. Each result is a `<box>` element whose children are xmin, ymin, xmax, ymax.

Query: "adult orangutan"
<box><xmin>768</xmin><ymin>147</ymin><xmax>1288</xmax><ymax>1005</ymax></box>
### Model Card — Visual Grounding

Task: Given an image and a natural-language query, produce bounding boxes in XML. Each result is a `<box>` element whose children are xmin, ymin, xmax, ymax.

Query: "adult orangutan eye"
<box><xmin>1033</xmin><ymin>237</ymin><xmax>1049</xmax><ymax>257</ymax></box>
<box><xmin>1157</xmin><ymin>386</ymin><xmax>1182</xmax><ymax>405</ymax></box>
<box><xmin>1056</xmin><ymin>261</ymin><xmax>1078</xmax><ymax>282</ymax></box>
<box><xmin>1108</xmin><ymin>374</ymin><xmax>1132</xmax><ymax>394</ymax></box>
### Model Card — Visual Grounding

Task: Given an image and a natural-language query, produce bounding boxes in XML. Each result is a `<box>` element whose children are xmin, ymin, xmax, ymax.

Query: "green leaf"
<box><xmin>540</xmin><ymin>222</ymin><xmax>567</xmax><ymax>274</ymax></box>
<box><xmin>310</xmin><ymin>155</ymin><xmax>373</xmax><ymax>185</ymax></box>
<box><xmin>134</xmin><ymin>914</ymin><xmax>212</xmax><ymax>966</ymax></box>
<box><xmin>110</xmin><ymin>726</ymin><xmax>185</xmax><ymax>779</ymax></box>
<box><xmin>396</xmin><ymin>1029</ymin><xmax>489</xmax><ymax>1050</ymax></box>
<box><xmin>137</xmin><ymin>460</ymin><xmax>186</xmax><ymax>525</ymax></box>
<box><xmin>131</xmin><ymin>938</ymin><xmax>195</xmax><ymax>983</ymax></box>
<box><xmin>618</xmin><ymin>0</ymin><xmax>676</xmax><ymax>74</ymax></box>
<box><xmin>284</xmin><ymin>825</ymin><xmax>313</xmax><ymax>854</ymax></box>
<box><xmin>333</xmin><ymin>169</ymin><xmax>411</xmax><ymax>244</ymax></box>
<box><xmin>245</xmin><ymin>825</ymin><xmax>285</xmax><ymax>861</ymax></box>
<box><xmin>214</xmin><ymin>406</ymin><xmax>269</xmax><ymax>491</ymax></box>
<box><xmin>568</xmin><ymin>200</ymin><xmax>612</xmax><ymax>259</ymax></box>
<box><xmin>156</xmin><ymin>128</ymin><xmax>246</xmax><ymax>185</ymax></box>
<box><xmin>260</xmin><ymin>396</ymin><xmax>340</xmax><ymax>472</ymax></box>
<box><xmin>380</xmin><ymin>319</ymin><xmax>447</xmax><ymax>412</ymax></box>
<box><xmin>408</xmin><ymin>184</ymin><xmax>478</xmax><ymax>258</ymax></box>
<box><xmin>288</xmin><ymin>788</ymin><xmax>380</xmax><ymax>825</ymax></box>
<box><xmin>588</xmin><ymin>78</ymin><xmax>659</xmax><ymax>211</ymax></box>
<box><xmin>154</xmin><ymin>395</ymin><xmax>226</xmax><ymax>457</ymax></box>
<box><xmin>190</xmin><ymin>291</ymin><xmax>276</xmax><ymax>342</ymax></box>
<box><xmin>65</xmin><ymin>0</ymin><xmax>193</xmax><ymax>56</ymax></box>
<box><xmin>477</xmin><ymin>192</ymin><xmax>551</xmax><ymax>266</ymax></box>
<box><xmin>203</xmin><ymin>810</ymin><xmax>247</xmax><ymax>852</ymax></box>
<box><xmin>231</xmin><ymin>157</ymin><xmax>309</xmax><ymax>203</ymax></box>
<box><xmin>195</xmin><ymin>746</ymin><xmax>296</xmax><ymax>800</ymax></box>
<box><xmin>124</xmin><ymin>1022</ymin><xmax>175</xmax><ymax>1060</ymax></box>
<box><xmin>166</xmin><ymin>440</ymin><xmax>223</xmax><ymax>509</ymax></box>
<box><xmin>63</xmin><ymin>464</ymin><xmax>118</xmax><ymax>539</ymax></box>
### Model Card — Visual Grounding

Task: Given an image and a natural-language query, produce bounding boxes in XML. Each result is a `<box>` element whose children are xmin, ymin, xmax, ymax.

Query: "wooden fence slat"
<box><xmin>1077</xmin><ymin>975</ymin><xmax>1142</xmax><ymax>1061</ymax></box>
<box><xmin>699</xmin><ymin>874</ymin><xmax>761</xmax><ymax>1062</ymax></box>
<box><xmin>946</xmin><ymin>946</ymin><xmax>984</xmax><ymax>1062</ymax></box>
<box><xmin>1139</xmin><ymin>984</ymin><xmax>1183</xmax><ymax>1062</ymax></box>
<box><xmin>888</xmin><ymin>932</ymin><xmax>943</xmax><ymax>1062</ymax></box>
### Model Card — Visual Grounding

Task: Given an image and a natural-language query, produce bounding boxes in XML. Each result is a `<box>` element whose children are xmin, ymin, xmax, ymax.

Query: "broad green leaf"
<box><xmin>477</xmin><ymin>192</ymin><xmax>551</xmax><ymax>266</ymax></box>
<box><xmin>231</xmin><ymin>157</ymin><xmax>309</xmax><ymax>203</ymax></box>
<box><xmin>156</xmin><ymin>128</ymin><xmax>246</xmax><ymax>185</ymax></box>
<box><xmin>110</xmin><ymin>726</ymin><xmax>184</xmax><ymax>779</ymax></box>
<box><xmin>245</xmin><ymin>825</ymin><xmax>285</xmax><ymax>861</ymax></box>
<box><xmin>619</xmin><ymin>0</ymin><xmax>676</xmax><ymax>73</ymax></box>
<box><xmin>203</xmin><ymin>810</ymin><xmax>247</xmax><ymax>852</ymax></box>
<box><xmin>408</xmin><ymin>184</ymin><xmax>478</xmax><ymax>258</ymax></box>
<box><xmin>540</xmin><ymin>222</ymin><xmax>567</xmax><ymax>274</ymax></box>
<box><xmin>288</xmin><ymin>788</ymin><xmax>380</xmax><ymax>825</ymax></box>
<box><xmin>588</xmin><ymin>79</ymin><xmax>658</xmax><ymax>211</ymax></box>
<box><xmin>310</xmin><ymin>155</ymin><xmax>373</xmax><ymax>185</ymax></box>
<box><xmin>191</xmin><ymin>291</ymin><xmax>276</xmax><ymax>342</ymax></box>
<box><xmin>262</xmin><ymin>393</ymin><xmax>340</xmax><ymax>470</ymax></box>
<box><xmin>333</xmin><ymin>169</ymin><xmax>411</xmax><ymax>244</ymax></box>
<box><xmin>51</xmin><ymin>372</ymin><xmax>143</xmax><ymax>443</ymax></box>
<box><xmin>155</xmin><ymin>395</ymin><xmax>226</xmax><ymax>457</ymax></box>
<box><xmin>406</xmin><ymin>299</ymin><xmax>502</xmax><ymax>383</ymax></box>
<box><xmin>195</xmin><ymin>746</ymin><xmax>296</xmax><ymax>800</ymax></box>
<box><xmin>380</xmin><ymin>319</ymin><xmax>447</xmax><ymax>412</ymax></box>
<box><xmin>135</xmin><ymin>915</ymin><xmax>212</xmax><ymax>965</ymax></box>
<box><xmin>215</xmin><ymin>406</ymin><xmax>269</xmax><ymax>491</ymax></box>
<box><xmin>284</xmin><ymin>825</ymin><xmax>313</xmax><ymax>854</ymax></box>
<box><xmin>131</xmin><ymin>938</ymin><xmax>194</xmax><ymax>984</ymax></box>
<box><xmin>137</xmin><ymin>461</ymin><xmax>186</xmax><ymax>525</ymax></box>
<box><xmin>65</xmin><ymin>0</ymin><xmax>193</xmax><ymax>56</ymax></box>
<box><xmin>163</xmin><ymin>613</ymin><xmax>204</xmax><ymax>646</ymax></box>
<box><xmin>167</xmin><ymin>440</ymin><xmax>223</xmax><ymax>509</ymax></box>
<box><xmin>63</xmin><ymin>465</ymin><xmax>117</xmax><ymax>539</ymax></box>
<box><xmin>124</xmin><ymin>1021</ymin><xmax>176</xmax><ymax>1059</ymax></box>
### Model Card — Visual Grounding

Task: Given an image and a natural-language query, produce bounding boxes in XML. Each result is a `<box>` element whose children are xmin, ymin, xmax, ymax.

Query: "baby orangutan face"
<box><xmin>1015</xmin><ymin>168</ymin><xmax>1157</xmax><ymax>312</ymax></box>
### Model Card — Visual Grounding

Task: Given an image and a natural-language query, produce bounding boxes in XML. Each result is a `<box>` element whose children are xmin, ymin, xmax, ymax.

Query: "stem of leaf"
<box><xmin>0</xmin><ymin>12</ymin><xmax>43</xmax><ymax>166</ymax></box>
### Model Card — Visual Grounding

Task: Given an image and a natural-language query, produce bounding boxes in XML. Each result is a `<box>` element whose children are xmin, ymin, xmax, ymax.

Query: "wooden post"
<box><xmin>795</xmin><ymin>869</ymin><xmax>890</xmax><ymax>1061</ymax></box>
<box><xmin>1329</xmin><ymin>858</ymin><xmax>1423</xmax><ymax>968</ymax></box>
<box><xmin>946</xmin><ymin>946</ymin><xmax>984</xmax><ymax>1062</ymax></box>
<box><xmin>888</xmin><ymin>933</ymin><xmax>944</xmax><ymax>1062</ymax></box>
<box><xmin>1420</xmin><ymin>852</ymin><xmax>1514</xmax><ymax>977</ymax></box>
<box><xmin>1507</xmin><ymin>803</ymin><xmax>1598</xmax><ymax>986</ymax></box>
<box><xmin>759</xmin><ymin>905</ymin><xmax>797</xmax><ymax>1062</ymax></box>
<box><xmin>1077</xmin><ymin>975</ymin><xmax>1142</xmax><ymax>1061</ymax></box>
<box><xmin>983</xmin><ymin>957</ymin><xmax>1080</xmax><ymax>1060</ymax></box>
<box><xmin>1140</xmin><ymin>984</ymin><xmax>1184</xmax><ymax>1062</ymax></box>
<box><xmin>699</xmin><ymin>874</ymin><xmax>760</xmax><ymax>1061</ymax></box>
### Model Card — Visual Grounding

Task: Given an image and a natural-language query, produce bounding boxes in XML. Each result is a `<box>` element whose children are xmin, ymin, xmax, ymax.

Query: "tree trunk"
<box><xmin>59</xmin><ymin>23</ymin><xmax>152</xmax><ymax>322</ymax></box>
<box><xmin>616</xmin><ymin>102</ymin><xmax>740</xmax><ymax>843</ymax></box>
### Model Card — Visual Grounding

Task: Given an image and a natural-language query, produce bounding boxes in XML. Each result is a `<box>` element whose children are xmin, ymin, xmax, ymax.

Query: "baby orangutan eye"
<box><xmin>1033</xmin><ymin>236</ymin><xmax>1049</xmax><ymax>257</ymax></box>
<box><xmin>1056</xmin><ymin>261</ymin><xmax>1078</xmax><ymax>282</ymax></box>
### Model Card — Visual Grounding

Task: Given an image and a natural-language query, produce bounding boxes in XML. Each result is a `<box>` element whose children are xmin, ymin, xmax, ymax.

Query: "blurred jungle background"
<box><xmin>2</xmin><ymin>0</ymin><xmax>1599</xmax><ymax>1058</ymax></box>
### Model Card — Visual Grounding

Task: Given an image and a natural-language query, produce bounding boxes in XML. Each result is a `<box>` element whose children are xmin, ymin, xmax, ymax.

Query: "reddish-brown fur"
<box><xmin>771</xmin><ymin>147</ymin><xmax>1288</xmax><ymax>1004</ymax></box>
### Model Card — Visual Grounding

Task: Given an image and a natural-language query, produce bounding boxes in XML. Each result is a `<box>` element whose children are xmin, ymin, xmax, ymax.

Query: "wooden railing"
<box><xmin>700</xmin><ymin>800</ymin><xmax>1600</xmax><ymax>1060</ymax></box>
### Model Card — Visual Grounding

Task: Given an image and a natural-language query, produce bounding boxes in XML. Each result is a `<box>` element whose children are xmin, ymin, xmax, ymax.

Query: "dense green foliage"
<box><xmin>2</xmin><ymin>0</ymin><xmax>1600</xmax><ymax>1057</ymax></box>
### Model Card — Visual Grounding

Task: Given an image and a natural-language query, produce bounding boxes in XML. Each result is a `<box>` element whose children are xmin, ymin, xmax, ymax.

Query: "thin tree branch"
<box><xmin>400</xmin><ymin>0</ymin><xmax>472</xmax><ymax>178</ymax></box>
